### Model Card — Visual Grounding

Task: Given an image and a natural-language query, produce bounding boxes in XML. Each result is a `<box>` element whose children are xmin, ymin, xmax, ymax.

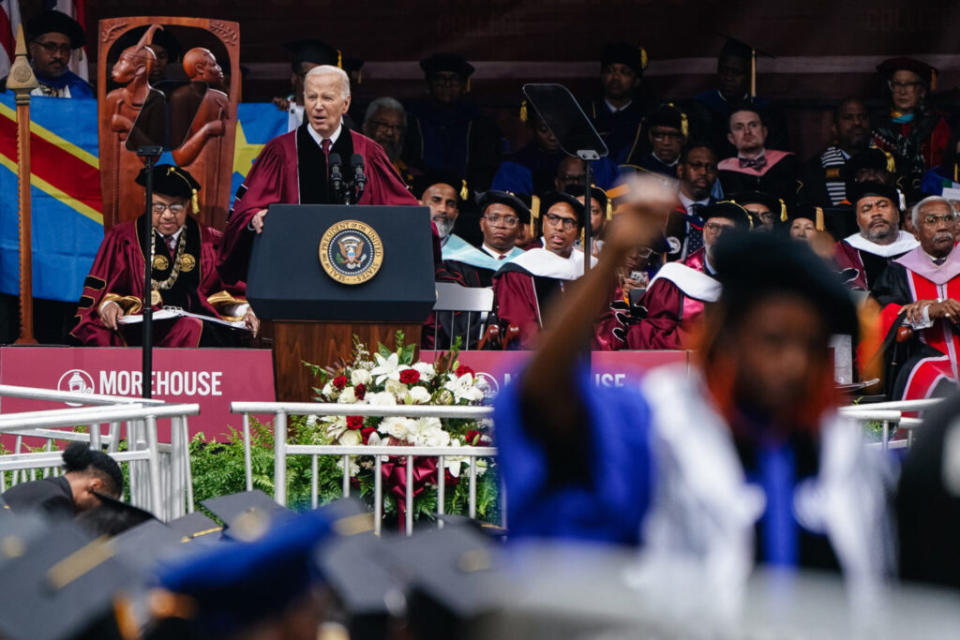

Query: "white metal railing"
<box><xmin>0</xmin><ymin>403</ymin><xmax>199</xmax><ymax>520</ymax></box>
<box><xmin>840</xmin><ymin>396</ymin><xmax>944</xmax><ymax>450</ymax></box>
<box><xmin>231</xmin><ymin>401</ymin><xmax>497</xmax><ymax>534</ymax></box>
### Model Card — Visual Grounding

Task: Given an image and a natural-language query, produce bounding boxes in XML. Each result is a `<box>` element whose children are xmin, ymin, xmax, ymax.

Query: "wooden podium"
<box><xmin>246</xmin><ymin>205</ymin><xmax>435</xmax><ymax>402</ymax></box>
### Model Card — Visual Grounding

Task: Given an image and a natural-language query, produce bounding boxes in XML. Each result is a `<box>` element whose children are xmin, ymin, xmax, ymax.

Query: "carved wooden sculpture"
<box><xmin>98</xmin><ymin>17</ymin><xmax>240</xmax><ymax>230</ymax></box>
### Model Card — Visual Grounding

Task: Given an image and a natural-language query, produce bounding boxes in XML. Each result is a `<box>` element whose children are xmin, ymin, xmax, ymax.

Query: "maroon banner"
<box><xmin>0</xmin><ymin>347</ymin><xmax>275</xmax><ymax>443</ymax></box>
<box><xmin>420</xmin><ymin>350</ymin><xmax>690</xmax><ymax>396</ymax></box>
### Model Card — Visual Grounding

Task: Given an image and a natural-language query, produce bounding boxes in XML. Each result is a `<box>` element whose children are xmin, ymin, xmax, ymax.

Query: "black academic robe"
<box><xmin>2</xmin><ymin>476</ymin><xmax>75</xmax><ymax>519</ymax></box>
<box><xmin>623</xmin><ymin>151</ymin><xmax>679</xmax><ymax>178</ymax></box>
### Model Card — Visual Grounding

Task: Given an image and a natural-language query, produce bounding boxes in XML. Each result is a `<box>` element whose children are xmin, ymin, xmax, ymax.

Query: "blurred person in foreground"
<box><xmin>494</xmin><ymin>173</ymin><xmax>893</xmax><ymax>588</ymax></box>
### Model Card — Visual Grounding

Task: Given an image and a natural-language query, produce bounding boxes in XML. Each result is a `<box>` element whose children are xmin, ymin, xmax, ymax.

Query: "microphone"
<box><xmin>351</xmin><ymin>154</ymin><xmax>366</xmax><ymax>202</ymax></box>
<box><xmin>328</xmin><ymin>153</ymin><xmax>345</xmax><ymax>203</ymax></box>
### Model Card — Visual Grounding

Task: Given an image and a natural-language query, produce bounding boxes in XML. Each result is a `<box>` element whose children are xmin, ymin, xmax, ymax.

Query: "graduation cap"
<box><xmin>166</xmin><ymin>510</ymin><xmax>222</xmax><ymax>543</ymax></box>
<box><xmin>74</xmin><ymin>491</ymin><xmax>157</xmax><ymax>537</ymax></box>
<box><xmin>730</xmin><ymin>190</ymin><xmax>785</xmax><ymax>225</ymax></box>
<box><xmin>112</xmin><ymin>520</ymin><xmax>190</xmax><ymax>572</ymax></box>
<box><xmin>414</xmin><ymin>170</ymin><xmax>471</xmax><ymax>204</ymax></box>
<box><xmin>283</xmin><ymin>38</ymin><xmax>342</xmax><ymax>70</ymax></box>
<box><xmin>781</xmin><ymin>203</ymin><xmax>826</xmax><ymax>232</ymax></box>
<box><xmin>136</xmin><ymin>164</ymin><xmax>201</xmax><ymax>214</ymax></box>
<box><xmin>343</xmin><ymin>56</ymin><xmax>365</xmax><ymax>84</ymax></box>
<box><xmin>396</xmin><ymin>525</ymin><xmax>502</xmax><ymax>640</ymax></box>
<box><xmin>564</xmin><ymin>183</ymin><xmax>608</xmax><ymax>214</ymax></box>
<box><xmin>436</xmin><ymin>514</ymin><xmax>508</xmax><ymax>539</ymax></box>
<box><xmin>420</xmin><ymin>52</ymin><xmax>475</xmax><ymax>78</ymax></box>
<box><xmin>601</xmin><ymin>42</ymin><xmax>647</xmax><ymax>76</ymax></box>
<box><xmin>114</xmin><ymin>25</ymin><xmax>182</xmax><ymax>62</ymax></box>
<box><xmin>877</xmin><ymin>56</ymin><xmax>937</xmax><ymax>89</ymax></box>
<box><xmin>713</xmin><ymin>231</ymin><xmax>859</xmax><ymax>338</ymax></box>
<box><xmin>0</xmin><ymin>522</ymin><xmax>143</xmax><ymax>640</ymax></box>
<box><xmin>475</xmin><ymin>190</ymin><xmax>532</xmax><ymax>224</ymax></box>
<box><xmin>26</xmin><ymin>9</ymin><xmax>85</xmax><ymax>49</ymax></box>
<box><xmin>155</xmin><ymin>507</ymin><xmax>335</xmax><ymax>638</ymax></box>
<box><xmin>0</xmin><ymin>512</ymin><xmax>48</xmax><ymax>570</ymax></box>
<box><xmin>716</xmin><ymin>35</ymin><xmax>774</xmax><ymax>98</ymax></box>
<box><xmin>200</xmin><ymin>490</ymin><xmax>292</xmax><ymax>541</ymax></box>
<box><xmin>847</xmin><ymin>180</ymin><xmax>901</xmax><ymax>209</ymax></box>
<box><xmin>316</xmin><ymin>532</ymin><xmax>405</xmax><ymax>639</ymax></box>
<box><xmin>701</xmin><ymin>201</ymin><xmax>753</xmax><ymax>230</ymax></box>
<box><xmin>540</xmin><ymin>190</ymin><xmax>586</xmax><ymax>228</ymax></box>
<box><xmin>646</xmin><ymin>103</ymin><xmax>689</xmax><ymax>138</ymax></box>
<box><xmin>820</xmin><ymin>205</ymin><xmax>858</xmax><ymax>241</ymax></box>
<box><xmin>843</xmin><ymin>148</ymin><xmax>897</xmax><ymax>182</ymax></box>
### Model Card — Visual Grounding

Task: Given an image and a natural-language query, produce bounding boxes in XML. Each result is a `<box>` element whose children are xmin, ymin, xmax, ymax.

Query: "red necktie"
<box><xmin>164</xmin><ymin>234</ymin><xmax>176</xmax><ymax>254</ymax></box>
<box><xmin>498</xmin><ymin>254</ymin><xmax>506</xmax><ymax>260</ymax></box>
<box><xmin>321</xmin><ymin>138</ymin><xmax>332</xmax><ymax>177</ymax></box>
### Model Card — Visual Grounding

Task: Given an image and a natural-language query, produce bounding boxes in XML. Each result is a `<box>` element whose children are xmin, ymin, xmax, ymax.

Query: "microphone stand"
<box><xmin>137</xmin><ymin>145</ymin><xmax>163</xmax><ymax>399</ymax></box>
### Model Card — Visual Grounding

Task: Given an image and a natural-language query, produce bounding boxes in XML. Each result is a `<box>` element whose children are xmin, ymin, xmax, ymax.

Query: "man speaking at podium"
<box><xmin>221</xmin><ymin>65</ymin><xmax>418</xmax><ymax>280</ymax></box>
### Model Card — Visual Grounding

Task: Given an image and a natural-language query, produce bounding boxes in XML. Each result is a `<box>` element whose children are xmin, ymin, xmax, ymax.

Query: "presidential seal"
<box><xmin>318</xmin><ymin>220</ymin><xmax>384</xmax><ymax>285</ymax></box>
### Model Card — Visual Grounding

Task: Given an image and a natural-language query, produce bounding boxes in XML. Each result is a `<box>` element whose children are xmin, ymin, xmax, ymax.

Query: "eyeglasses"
<box><xmin>889</xmin><ymin>80</ymin><xmax>923</xmax><ymax>91</ymax></box>
<box><xmin>703</xmin><ymin>221</ymin><xmax>735</xmax><ymax>233</ymax></box>
<box><xmin>922</xmin><ymin>214</ymin><xmax>956</xmax><ymax>226</ymax></box>
<box><xmin>543</xmin><ymin>212</ymin><xmax>578</xmax><ymax>230</ymax></box>
<box><xmin>368</xmin><ymin>119</ymin><xmax>405</xmax><ymax>134</ymax></box>
<box><xmin>152</xmin><ymin>202</ymin><xmax>187</xmax><ymax>215</ymax></box>
<box><xmin>482</xmin><ymin>214</ymin><xmax>520</xmax><ymax>227</ymax></box>
<box><xmin>33</xmin><ymin>41</ymin><xmax>72</xmax><ymax>56</ymax></box>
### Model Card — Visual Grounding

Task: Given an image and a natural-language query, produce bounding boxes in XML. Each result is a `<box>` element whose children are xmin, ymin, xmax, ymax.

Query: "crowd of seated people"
<box><xmin>5</xmin><ymin>10</ymin><xmax>960</xmax><ymax>402</ymax></box>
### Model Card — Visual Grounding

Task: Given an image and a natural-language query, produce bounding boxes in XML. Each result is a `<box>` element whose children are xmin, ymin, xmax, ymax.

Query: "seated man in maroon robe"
<box><xmin>71</xmin><ymin>165</ymin><xmax>256</xmax><ymax>347</ymax></box>
<box><xmin>220</xmin><ymin>64</ymin><xmax>419</xmax><ymax>282</ymax></box>
<box><xmin>493</xmin><ymin>192</ymin><xmax>596</xmax><ymax>348</ymax></box>
<box><xmin>604</xmin><ymin>201</ymin><xmax>752</xmax><ymax>350</ymax></box>
<box><xmin>872</xmin><ymin>195</ymin><xmax>960</xmax><ymax>400</ymax></box>
<box><xmin>834</xmin><ymin>181</ymin><xmax>918</xmax><ymax>291</ymax></box>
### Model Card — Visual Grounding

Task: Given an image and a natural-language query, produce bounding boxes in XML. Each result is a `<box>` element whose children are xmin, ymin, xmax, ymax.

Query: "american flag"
<box><xmin>0</xmin><ymin>0</ymin><xmax>21</xmax><ymax>80</ymax></box>
<box><xmin>48</xmin><ymin>0</ymin><xmax>88</xmax><ymax>82</ymax></box>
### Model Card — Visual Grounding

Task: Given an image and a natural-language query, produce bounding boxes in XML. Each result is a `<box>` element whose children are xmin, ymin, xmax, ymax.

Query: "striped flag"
<box><xmin>0</xmin><ymin>0</ymin><xmax>21</xmax><ymax>80</ymax></box>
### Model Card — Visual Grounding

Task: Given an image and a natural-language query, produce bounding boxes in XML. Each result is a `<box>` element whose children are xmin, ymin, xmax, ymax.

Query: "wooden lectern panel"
<box><xmin>268</xmin><ymin>321</ymin><xmax>422</xmax><ymax>402</ymax></box>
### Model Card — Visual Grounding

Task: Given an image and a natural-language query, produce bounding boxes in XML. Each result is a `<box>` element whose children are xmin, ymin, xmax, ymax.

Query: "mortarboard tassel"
<box><xmin>815</xmin><ymin>207</ymin><xmax>824</xmax><ymax>232</ymax></box>
<box><xmin>336</xmin><ymin>50</ymin><xmax>342</xmax><ymax>69</ymax></box>
<box><xmin>519</xmin><ymin>99</ymin><xmax>528</xmax><ymax>123</ymax></box>
<box><xmin>779</xmin><ymin>198</ymin><xmax>787</xmax><ymax>223</ymax></box>
<box><xmin>530</xmin><ymin>194</ymin><xmax>540</xmax><ymax>236</ymax></box>
<box><xmin>931</xmin><ymin>68</ymin><xmax>938</xmax><ymax>91</ymax></box>
<box><xmin>191</xmin><ymin>189</ymin><xmax>199</xmax><ymax>215</ymax></box>
<box><xmin>680</xmin><ymin>111</ymin><xmax>688</xmax><ymax>138</ymax></box>
<box><xmin>606</xmin><ymin>196</ymin><xmax>612</xmax><ymax>220</ymax></box>
<box><xmin>954</xmin><ymin>163</ymin><xmax>958</xmax><ymax>183</ymax></box>
<box><xmin>639</xmin><ymin>46</ymin><xmax>648</xmax><ymax>71</ymax></box>
<box><xmin>460</xmin><ymin>179</ymin><xmax>468</xmax><ymax>201</ymax></box>
<box><xmin>466</xmin><ymin>77</ymin><xmax>471</xmax><ymax>93</ymax></box>
<box><xmin>883</xmin><ymin>150</ymin><xmax>896</xmax><ymax>174</ymax></box>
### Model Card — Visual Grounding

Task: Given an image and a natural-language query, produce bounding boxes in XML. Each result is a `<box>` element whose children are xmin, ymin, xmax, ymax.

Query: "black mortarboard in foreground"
<box><xmin>283</xmin><ymin>39</ymin><xmax>341</xmax><ymax>69</ymax></box>
<box><xmin>200</xmin><ymin>490</ymin><xmax>292</xmax><ymax>540</ymax></box>
<box><xmin>713</xmin><ymin>231</ymin><xmax>859</xmax><ymax>338</ymax></box>
<box><xmin>0</xmin><ymin>522</ymin><xmax>142</xmax><ymax>640</ymax></box>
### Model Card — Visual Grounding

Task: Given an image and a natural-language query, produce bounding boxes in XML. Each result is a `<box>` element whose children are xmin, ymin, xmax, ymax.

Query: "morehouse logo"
<box><xmin>57</xmin><ymin>369</ymin><xmax>95</xmax><ymax>406</ymax></box>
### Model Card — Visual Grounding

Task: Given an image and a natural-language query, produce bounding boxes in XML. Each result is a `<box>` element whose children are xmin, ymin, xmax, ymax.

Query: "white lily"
<box><xmin>443</xmin><ymin>373</ymin><xmax>484</xmax><ymax>403</ymax></box>
<box><xmin>370</xmin><ymin>352</ymin><xmax>402</xmax><ymax>385</ymax></box>
<box><xmin>324</xmin><ymin>416</ymin><xmax>348</xmax><ymax>441</ymax></box>
<box><xmin>337</xmin><ymin>387</ymin><xmax>358</xmax><ymax>404</ymax></box>
<box><xmin>366</xmin><ymin>391</ymin><xmax>397</xmax><ymax>406</ymax></box>
<box><xmin>412</xmin><ymin>361</ymin><xmax>436</xmax><ymax>382</ymax></box>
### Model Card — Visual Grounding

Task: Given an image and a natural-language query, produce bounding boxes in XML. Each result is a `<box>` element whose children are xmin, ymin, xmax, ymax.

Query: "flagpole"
<box><xmin>8</xmin><ymin>25</ymin><xmax>38</xmax><ymax>344</ymax></box>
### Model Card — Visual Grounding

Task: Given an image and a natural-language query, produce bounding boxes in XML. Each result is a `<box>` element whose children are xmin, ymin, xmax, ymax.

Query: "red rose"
<box><xmin>354</xmin><ymin>383</ymin><xmax>366</xmax><ymax>400</ymax></box>
<box><xmin>455</xmin><ymin>364</ymin><xmax>474</xmax><ymax>377</ymax></box>
<box><xmin>332</xmin><ymin>375</ymin><xmax>348</xmax><ymax>390</ymax></box>
<box><xmin>466</xmin><ymin>429</ymin><xmax>489</xmax><ymax>446</ymax></box>
<box><xmin>347</xmin><ymin>415</ymin><xmax>364</xmax><ymax>430</ymax></box>
<box><xmin>360</xmin><ymin>427</ymin><xmax>377</xmax><ymax>444</ymax></box>
<box><xmin>399</xmin><ymin>368</ymin><xmax>420</xmax><ymax>384</ymax></box>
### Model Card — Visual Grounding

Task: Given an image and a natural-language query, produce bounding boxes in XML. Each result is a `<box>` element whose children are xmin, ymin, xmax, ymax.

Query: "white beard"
<box><xmin>434</xmin><ymin>218</ymin><xmax>455</xmax><ymax>238</ymax></box>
